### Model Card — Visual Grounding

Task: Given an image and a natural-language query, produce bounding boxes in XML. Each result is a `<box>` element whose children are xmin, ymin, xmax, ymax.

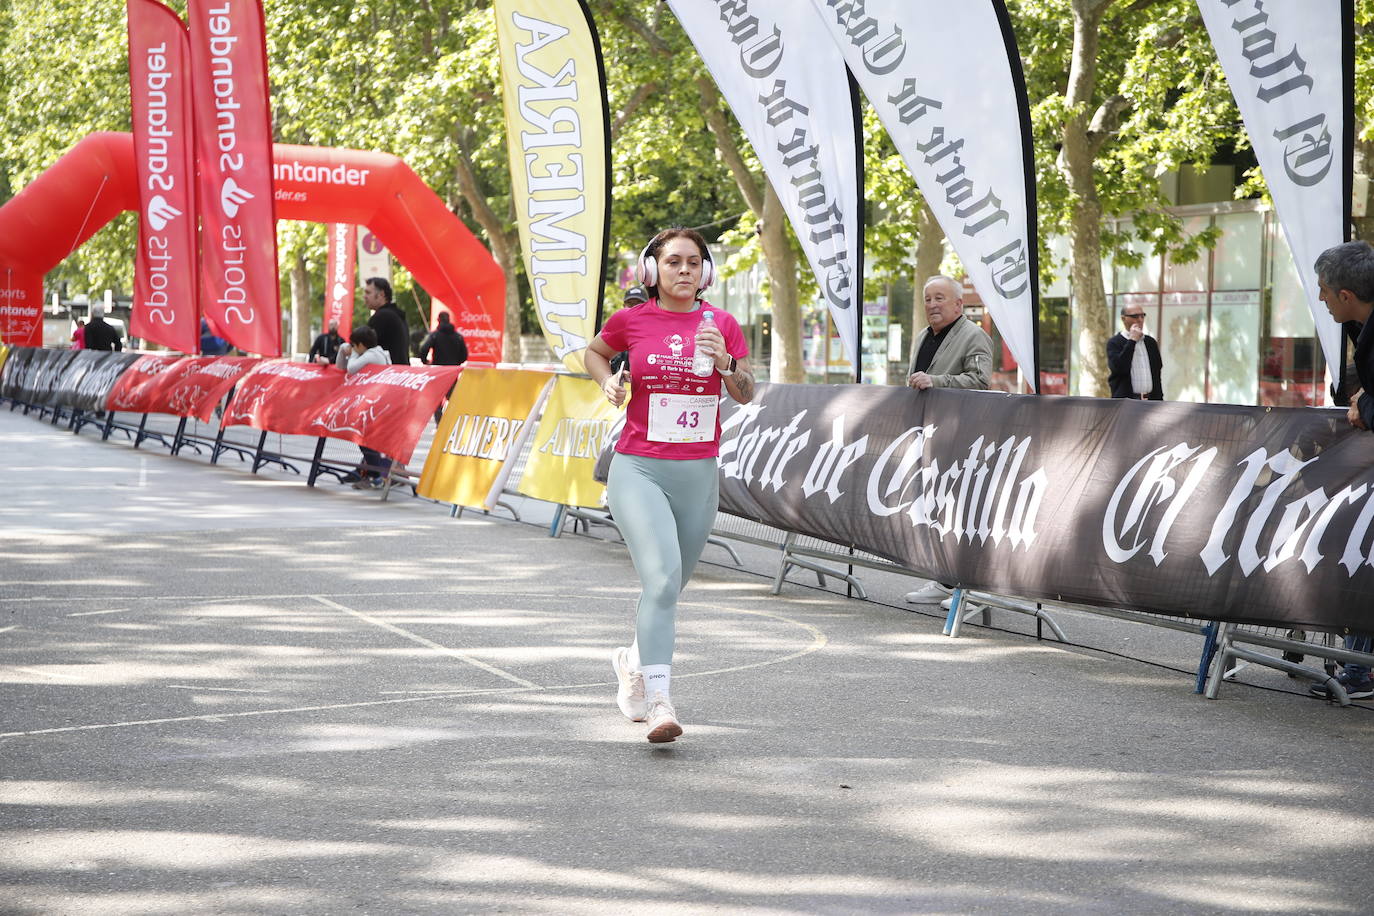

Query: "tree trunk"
<box><xmin>1353</xmin><ymin>136</ymin><xmax>1374</xmax><ymax>243</ymax></box>
<box><xmin>909</xmin><ymin>200</ymin><xmax>945</xmax><ymax>366</ymax></box>
<box><xmin>452</xmin><ymin>145</ymin><xmax>522</xmax><ymax>364</ymax></box>
<box><xmin>1062</xmin><ymin>1</ymin><xmax>1114</xmax><ymax>397</ymax></box>
<box><xmin>695</xmin><ymin>76</ymin><xmax>807</xmax><ymax>382</ymax></box>
<box><xmin>290</xmin><ymin>253</ymin><xmax>312</xmax><ymax>358</ymax></box>
<box><xmin>758</xmin><ymin>184</ymin><xmax>802</xmax><ymax>382</ymax></box>
<box><xmin>495</xmin><ymin>238</ymin><xmax>522</xmax><ymax>364</ymax></box>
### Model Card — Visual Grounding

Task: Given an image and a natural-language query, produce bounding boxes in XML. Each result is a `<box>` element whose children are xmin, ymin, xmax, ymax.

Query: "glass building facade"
<box><xmin>709</xmin><ymin>198</ymin><xmax>1329</xmax><ymax>406</ymax></box>
<box><xmin>1052</xmin><ymin>200</ymin><xmax>1325</xmax><ymax>406</ymax></box>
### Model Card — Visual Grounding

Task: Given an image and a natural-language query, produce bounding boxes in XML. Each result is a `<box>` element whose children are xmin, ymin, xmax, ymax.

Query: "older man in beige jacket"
<box><xmin>906</xmin><ymin>275</ymin><xmax>993</xmax><ymax>391</ymax></box>
<box><xmin>905</xmin><ymin>275</ymin><xmax>994</xmax><ymax>607</ymax></box>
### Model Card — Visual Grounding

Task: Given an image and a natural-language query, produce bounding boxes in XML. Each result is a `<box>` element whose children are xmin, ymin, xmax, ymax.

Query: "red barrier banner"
<box><xmin>187</xmin><ymin>0</ymin><xmax>279</xmax><ymax>356</ymax></box>
<box><xmin>127</xmin><ymin>0</ymin><xmax>199</xmax><ymax>354</ymax></box>
<box><xmin>324</xmin><ymin>223</ymin><xmax>356</xmax><ymax>338</ymax></box>
<box><xmin>146</xmin><ymin>355</ymin><xmax>260</xmax><ymax>420</ymax></box>
<box><xmin>0</xmin><ymin>268</ymin><xmax>43</xmax><ymax>347</ymax></box>
<box><xmin>303</xmin><ymin>364</ymin><xmax>461</xmax><ymax>464</ymax></box>
<box><xmin>222</xmin><ymin>360</ymin><xmax>342</xmax><ymax>433</ymax></box>
<box><xmin>105</xmin><ymin>354</ymin><xmax>186</xmax><ymax>412</ymax></box>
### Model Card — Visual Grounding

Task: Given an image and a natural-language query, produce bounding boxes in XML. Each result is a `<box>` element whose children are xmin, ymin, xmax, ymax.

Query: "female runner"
<box><xmin>584</xmin><ymin>227</ymin><xmax>754</xmax><ymax>743</ymax></box>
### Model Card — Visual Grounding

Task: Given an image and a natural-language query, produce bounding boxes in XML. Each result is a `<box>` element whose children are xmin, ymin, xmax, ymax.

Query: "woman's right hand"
<box><xmin>602</xmin><ymin>368</ymin><xmax>627</xmax><ymax>407</ymax></box>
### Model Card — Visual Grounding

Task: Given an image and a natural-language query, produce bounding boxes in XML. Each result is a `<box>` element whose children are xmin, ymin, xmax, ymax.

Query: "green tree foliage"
<box><xmin>4</xmin><ymin>0</ymin><xmax>1371</xmax><ymax>385</ymax></box>
<box><xmin>0</xmin><ymin>0</ymin><xmax>134</xmax><ymax>299</ymax></box>
<box><xmin>1015</xmin><ymin>0</ymin><xmax>1239</xmax><ymax>394</ymax></box>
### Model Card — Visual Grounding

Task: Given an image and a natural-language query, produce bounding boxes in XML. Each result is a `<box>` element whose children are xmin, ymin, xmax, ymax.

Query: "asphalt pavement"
<box><xmin>2</xmin><ymin>404</ymin><xmax>1373</xmax><ymax>914</ymax></box>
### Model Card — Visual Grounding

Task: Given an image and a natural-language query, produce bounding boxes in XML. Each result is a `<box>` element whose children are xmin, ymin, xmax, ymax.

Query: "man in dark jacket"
<box><xmin>1309</xmin><ymin>240</ymin><xmax>1374</xmax><ymax>700</ymax></box>
<box><xmin>84</xmin><ymin>305</ymin><xmax>123</xmax><ymax>351</ymax></box>
<box><xmin>364</xmin><ymin>277</ymin><xmax>410</xmax><ymax>367</ymax></box>
<box><xmin>420</xmin><ymin>312</ymin><xmax>468</xmax><ymax>367</ymax></box>
<box><xmin>421</xmin><ymin>312</ymin><xmax>468</xmax><ymax>424</ymax></box>
<box><xmin>1106</xmin><ymin>304</ymin><xmax>1163</xmax><ymax>399</ymax></box>
<box><xmin>309</xmin><ymin>320</ymin><xmax>344</xmax><ymax>365</ymax></box>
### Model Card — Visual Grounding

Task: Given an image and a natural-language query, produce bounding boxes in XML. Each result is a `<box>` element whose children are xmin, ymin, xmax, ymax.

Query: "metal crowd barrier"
<box><xmin>1204</xmin><ymin>624</ymin><xmax>1374</xmax><ymax>707</ymax></box>
<box><xmin>11</xmin><ymin>377</ymin><xmax>1374</xmax><ymax>710</ymax></box>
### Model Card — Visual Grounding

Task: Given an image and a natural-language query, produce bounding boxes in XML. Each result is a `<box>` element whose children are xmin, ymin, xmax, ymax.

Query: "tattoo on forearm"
<box><xmin>732</xmin><ymin>366</ymin><xmax>755</xmax><ymax>402</ymax></box>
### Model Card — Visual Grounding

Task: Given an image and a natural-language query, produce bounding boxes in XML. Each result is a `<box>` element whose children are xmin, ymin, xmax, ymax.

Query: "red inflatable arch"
<box><xmin>0</xmin><ymin>131</ymin><xmax>504</xmax><ymax>359</ymax></box>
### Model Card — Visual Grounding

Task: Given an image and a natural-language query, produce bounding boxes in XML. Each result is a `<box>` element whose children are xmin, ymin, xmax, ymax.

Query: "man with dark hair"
<box><xmin>1310</xmin><ymin>240</ymin><xmax>1374</xmax><ymax>700</ymax></box>
<box><xmin>85</xmin><ymin>305</ymin><xmax>123</xmax><ymax>352</ymax></box>
<box><xmin>1106</xmin><ymin>303</ymin><xmax>1164</xmax><ymax>399</ymax></box>
<box><xmin>364</xmin><ymin>276</ymin><xmax>410</xmax><ymax>368</ymax></box>
<box><xmin>420</xmin><ymin>312</ymin><xmax>468</xmax><ymax>368</ymax></box>
<box><xmin>420</xmin><ymin>312</ymin><xmax>469</xmax><ymax>424</ymax></box>
<box><xmin>335</xmin><ymin>324</ymin><xmax>393</xmax><ymax>488</ymax></box>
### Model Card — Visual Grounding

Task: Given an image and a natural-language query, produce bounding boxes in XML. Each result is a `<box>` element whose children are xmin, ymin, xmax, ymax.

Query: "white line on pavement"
<box><xmin>0</xmin><ymin>686</ymin><xmax>536</xmax><ymax>738</ymax></box>
<box><xmin>308</xmin><ymin>594</ymin><xmax>541</xmax><ymax>689</ymax></box>
<box><xmin>0</xmin><ymin>603</ymin><xmax>828</xmax><ymax>739</ymax></box>
<box><xmin>6</xmin><ymin>666</ymin><xmax>87</xmax><ymax>681</ymax></box>
<box><xmin>166</xmin><ymin>685</ymin><xmax>268</xmax><ymax>693</ymax></box>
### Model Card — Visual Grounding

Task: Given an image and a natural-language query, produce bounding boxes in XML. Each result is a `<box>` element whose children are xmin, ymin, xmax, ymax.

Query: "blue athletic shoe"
<box><xmin>1310</xmin><ymin>672</ymin><xmax>1374</xmax><ymax>700</ymax></box>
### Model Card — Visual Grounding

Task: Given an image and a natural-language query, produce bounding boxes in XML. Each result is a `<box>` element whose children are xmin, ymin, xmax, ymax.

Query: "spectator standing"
<box><xmin>1310</xmin><ymin>241</ymin><xmax>1374</xmax><ymax>700</ymax></box>
<box><xmin>905</xmin><ymin>275</ymin><xmax>993</xmax><ymax>392</ymax></box>
<box><xmin>309</xmin><ymin>320</ymin><xmax>344</xmax><ymax>365</ymax></box>
<box><xmin>1106</xmin><ymin>304</ymin><xmax>1164</xmax><ymax>399</ymax></box>
<box><xmin>335</xmin><ymin>325</ymin><xmax>393</xmax><ymax>489</ymax></box>
<box><xmin>365</xmin><ymin>277</ymin><xmax>410</xmax><ymax>368</ymax></box>
<box><xmin>903</xmin><ymin>275</ymin><xmax>994</xmax><ymax>608</ymax></box>
<box><xmin>84</xmin><ymin>305</ymin><xmax>123</xmax><ymax>351</ymax></box>
<box><xmin>420</xmin><ymin>312</ymin><xmax>468</xmax><ymax>424</ymax></box>
<box><xmin>70</xmin><ymin>320</ymin><xmax>86</xmax><ymax>350</ymax></box>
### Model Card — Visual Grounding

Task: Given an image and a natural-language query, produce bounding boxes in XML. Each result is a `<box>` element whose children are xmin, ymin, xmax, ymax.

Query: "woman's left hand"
<box><xmin>695</xmin><ymin>324</ymin><xmax>730</xmax><ymax>371</ymax></box>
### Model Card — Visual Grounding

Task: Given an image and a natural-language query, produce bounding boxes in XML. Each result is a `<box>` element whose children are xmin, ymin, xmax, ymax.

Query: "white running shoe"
<box><xmin>644</xmin><ymin>691</ymin><xmax>683</xmax><ymax>743</ymax></box>
<box><xmin>905</xmin><ymin>582</ymin><xmax>952</xmax><ymax>604</ymax></box>
<box><xmin>610</xmin><ymin>646</ymin><xmax>647</xmax><ymax>722</ymax></box>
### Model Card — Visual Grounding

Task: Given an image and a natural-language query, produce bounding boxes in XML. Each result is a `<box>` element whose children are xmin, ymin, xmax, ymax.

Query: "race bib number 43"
<box><xmin>647</xmin><ymin>393</ymin><xmax>718</xmax><ymax>443</ymax></box>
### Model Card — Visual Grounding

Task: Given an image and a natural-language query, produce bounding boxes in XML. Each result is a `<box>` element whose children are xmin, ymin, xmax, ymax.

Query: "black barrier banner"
<box><xmin>51</xmin><ymin>350</ymin><xmax>142</xmax><ymax>411</ymax></box>
<box><xmin>0</xmin><ymin>348</ymin><xmax>141</xmax><ymax>411</ymax></box>
<box><xmin>44</xmin><ymin>349</ymin><xmax>99</xmax><ymax>407</ymax></box>
<box><xmin>0</xmin><ymin>346</ymin><xmax>38</xmax><ymax>401</ymax></box>
<box><xmin>27</xmin><ymin>348</ymin><xmax>81</xmax><ymax>408</ymax></box>
<box><xmin>719</xmin><ymin>384</ymin><xmax>1374</xmax><ymax>633</ymax></box>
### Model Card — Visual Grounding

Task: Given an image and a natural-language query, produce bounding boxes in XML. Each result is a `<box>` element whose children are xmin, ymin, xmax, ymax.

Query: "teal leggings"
<box><xmin>606</xmin><ymin>453</ymin><xmax>719</xmax><ymax>667</ymax></box>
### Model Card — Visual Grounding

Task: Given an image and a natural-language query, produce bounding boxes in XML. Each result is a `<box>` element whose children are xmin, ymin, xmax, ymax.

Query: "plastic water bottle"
<box><xmin>692</xmin><ymin>310</ymin><xmax>717</xmax><ymax>377</ymax></box>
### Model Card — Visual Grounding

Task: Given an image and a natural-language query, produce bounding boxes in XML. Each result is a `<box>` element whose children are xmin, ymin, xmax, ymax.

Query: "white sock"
<box><xmin>642</xmin><ymin>665</ymin><xmax>670</xmax><ymax>701</ymax></box>
<box><xmin>628</xmin><ymin>640</ymin><xmax>641</xmax><ymax>670</ymax></box>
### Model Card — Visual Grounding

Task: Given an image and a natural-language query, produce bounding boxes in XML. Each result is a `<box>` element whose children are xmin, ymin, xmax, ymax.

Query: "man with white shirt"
<box><xmin>1106</xmin><ymin>304</ymin><xmax>1163</xmax><ymax>400</ymax></box>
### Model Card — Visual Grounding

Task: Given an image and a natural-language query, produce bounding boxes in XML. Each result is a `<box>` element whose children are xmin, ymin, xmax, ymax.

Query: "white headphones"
<box><xmin>635</xmin><ymin>233</ymin><xmax>715</xmax><ymax>291</ymax></box>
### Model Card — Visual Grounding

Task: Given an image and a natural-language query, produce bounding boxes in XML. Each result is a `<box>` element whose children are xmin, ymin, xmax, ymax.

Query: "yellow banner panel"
<box><xmin>494</xmin><ymin>0</ymin><xmax>609</xmax><ymax>374</ymax></box>
<box><xmin>517</xmin><ymin>375</ymin><xmax>623</xmax><ymax>508</ymax></box>
<box><xmin>418</xmin><ymin>367</ymin><xmax>554</xmax><ymax>508</ymax></box>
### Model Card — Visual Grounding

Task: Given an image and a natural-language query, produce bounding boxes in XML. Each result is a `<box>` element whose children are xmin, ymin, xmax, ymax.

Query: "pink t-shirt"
<box><xmin>599</xmin><ymin>299</ymin><xmax>749</xmax><ymax>460</ymax></box>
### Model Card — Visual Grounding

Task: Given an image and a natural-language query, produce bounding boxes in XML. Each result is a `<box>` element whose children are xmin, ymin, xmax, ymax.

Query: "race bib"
<box><xmin>647</xmin><ymin>393</ymin><xmax>718</xmax><ymax>443</ymax></box>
